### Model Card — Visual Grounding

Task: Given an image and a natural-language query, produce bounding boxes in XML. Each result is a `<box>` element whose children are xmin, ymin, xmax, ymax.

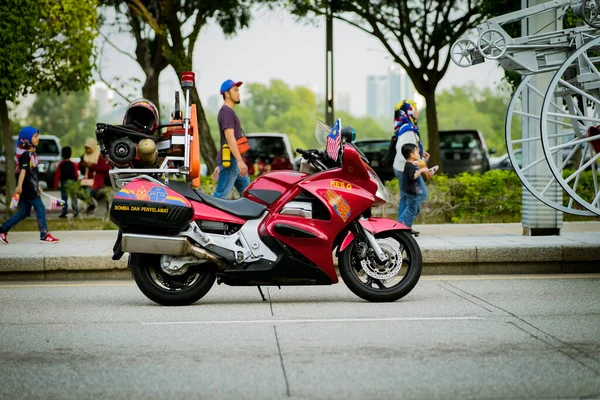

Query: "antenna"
<box><xmin>174</xmin><ymin>91</ymin><xmax>182</xmax><ymax>120</ymax></box>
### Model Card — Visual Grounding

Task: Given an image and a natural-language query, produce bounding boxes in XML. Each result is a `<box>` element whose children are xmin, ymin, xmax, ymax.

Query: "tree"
<box><xmin>429</xmin><ymin>84</ymin><xmax>511</xmax><ymax>152</ymax></box>
<box><xmin>28</xmin><ymin>91</ymin><xmax>98</xmax><ymax>155</ymax></box>
<box><xmin>288</xmin><ymin>0</ymin><xmax>484</xmax><ymax>169</ymax></box>
<box><xmin>98</xmin><ymin>0</ymin><xmax>170</xmax><ymax>107</ymax></box>
<box><xmin>108</xmin><ymin>0</ymin><xmax>272</xmax><ymax>172</ymax></box>
<box><xmin>0</xmin><ymin>0</ymin><xmax>97</xmax><ymax>211</ymax></box>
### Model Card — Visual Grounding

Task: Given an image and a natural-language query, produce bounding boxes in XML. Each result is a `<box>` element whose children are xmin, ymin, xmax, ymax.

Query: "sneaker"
<box><xmin>40</xmin><ymin>233</ymin><xmax>59</xmax><ymax>244</ymax></box>
<box><xmin>58</xmin><ymin>214</ymin><xmax>67</xmax><ymax>219</ymax></box>
<box><xmin>410</xmin><ymin>229</ymin><xmax>420</xmax><ymax>237</ymax></box>
<box><xmin>0</xmin><ymin>232</ymin><xmax>7</xmax><ymax>245</ymax></box>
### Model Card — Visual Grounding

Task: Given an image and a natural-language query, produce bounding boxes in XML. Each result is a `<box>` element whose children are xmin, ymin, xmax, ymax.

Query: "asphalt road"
<box><xmin>1</xmin><ymin>275</ymin><xmax>599</xmax><ymax>400</ymax></box>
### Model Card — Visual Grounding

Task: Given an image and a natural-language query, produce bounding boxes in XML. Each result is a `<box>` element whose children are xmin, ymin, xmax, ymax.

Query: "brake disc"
<box><xmin>360</xmin><ymin>237</ymin><xmax>402</xmax><ymax>280</ymax></box>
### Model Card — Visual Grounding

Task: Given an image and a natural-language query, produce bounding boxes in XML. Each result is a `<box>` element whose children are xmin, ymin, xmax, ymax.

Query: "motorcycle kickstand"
<box><xmin>257</xmin><ymin>286</ymin><xmax>267</xmax><ymax>302</ymax></box>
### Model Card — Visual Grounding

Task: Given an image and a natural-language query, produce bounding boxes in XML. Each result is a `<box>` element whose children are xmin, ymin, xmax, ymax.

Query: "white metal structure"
<box><xmin>452</xmin><ymin>0</ymin><xmax>600</xmax><ymax>216</ymax></box>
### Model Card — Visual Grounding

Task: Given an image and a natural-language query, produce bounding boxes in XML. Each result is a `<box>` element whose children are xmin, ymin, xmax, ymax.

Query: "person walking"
<box><xmin>0</xmin><ymin>126</ymin><xmax>59</xmax><ymax>244</ymax></box>
<box><xmin>392</xmin><ymin>100</ymin><xmax>429</xmax><ymax>236</ymax></box>
<box><xmin>212</xmin><ymin>79</ymin><xmax>250</xmax><ymax>199</ymax></box>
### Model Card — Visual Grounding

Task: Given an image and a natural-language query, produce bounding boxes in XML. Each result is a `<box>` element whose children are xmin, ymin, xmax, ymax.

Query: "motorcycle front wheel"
<box><xmin>130</xmin><ymin>253</ymin><xmax>216</xmax><ymax>306</ymax></box>
<box><xmin>339</xmin><ymin>231</ymin><xmax>422</xmax><ymax>302</ymax></box>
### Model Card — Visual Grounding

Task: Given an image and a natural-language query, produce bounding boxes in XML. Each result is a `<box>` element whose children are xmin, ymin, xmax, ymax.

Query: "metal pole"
<box><xmin>325</xmin><ymin>7</ymin><xmax>334</xmax><ymax>126</ymax></box>
<box><xmin>521</xmin><ymin>0</ymin><xmax>562</xmax><ymax>236</ymax></box>
<box><xmin>183</xmin><ymin>88</ymin><xmax>191</xmax><ymax>173</ymax></box>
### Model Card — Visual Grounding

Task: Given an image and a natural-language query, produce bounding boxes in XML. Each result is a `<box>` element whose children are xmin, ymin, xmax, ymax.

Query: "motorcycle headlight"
<box><xmin>369</xmin><ymin>171</ymin><xmax>389</xmax><ymax>206</ymax></box>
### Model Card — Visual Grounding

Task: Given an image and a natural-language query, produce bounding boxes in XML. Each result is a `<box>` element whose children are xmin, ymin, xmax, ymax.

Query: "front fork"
<box><xmin>360</xmin><ymin>223</ymin><xmax>389</xmax><ymax>263</ymax></box>
<box><xmin>345</xmin><ymin>220</ymin><xmax>388</xmax><ymax>263</ymax></box>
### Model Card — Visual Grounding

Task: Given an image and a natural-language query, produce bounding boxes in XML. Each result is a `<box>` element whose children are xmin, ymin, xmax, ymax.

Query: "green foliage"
<box><xmin>28</xmin><ymin>91</ymin><xmax>98</xmax><ymax>155</ymax></box>
<box><xmin>384</xmin><ymin>170</ymin><xmax>524</xmax><ymax>223</ymax></box>
<box><xmin>213</xmin><ymin>80</ymin><xmax>390</xmax><ymax>152</ymax></box>
<box><xmin>562</xmin><ymin>169</ymin><xmax>599</xmax><ymax>209</ymax></box>
<box><xmin>446</xmin><ymin>170</ymin><xmax>522</xmax><ymax>222</ymax></box>
<box><xmin>0</xmin><ymin>0</ymin><xmax>97</xmax><ymax>101</ymax></box>
<box><xmin>419</xmin><ymin>83</ymin><xmax>511</xmax><ymax>153</ymax></box>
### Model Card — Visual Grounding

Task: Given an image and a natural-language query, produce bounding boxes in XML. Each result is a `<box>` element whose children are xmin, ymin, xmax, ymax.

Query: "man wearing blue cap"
<box><xmin>212</xmin><ymin>79</ymin><xmax>250</xmax><ymax>199</ymax></box>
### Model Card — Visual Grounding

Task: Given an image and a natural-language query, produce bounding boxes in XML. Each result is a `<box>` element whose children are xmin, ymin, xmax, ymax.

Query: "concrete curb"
<box><xmin>1</xmin><ymin>243</ymin><xmax>598</xmax><ymax>280</ymax></box>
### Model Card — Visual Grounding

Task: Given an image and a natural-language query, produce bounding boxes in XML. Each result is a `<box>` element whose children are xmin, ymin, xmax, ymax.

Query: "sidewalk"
<box><xmin>0</xmin><ymin>222</ymin><xmax>599</xmax><ymax>280</ymax></box>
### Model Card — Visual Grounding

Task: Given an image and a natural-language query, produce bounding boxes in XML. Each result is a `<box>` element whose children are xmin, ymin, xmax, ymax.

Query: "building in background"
<box><xmin>335</xmin><ymin>91</ymin><xmax>351</xmax><ymax>113</ymax></box>
<box><xmin>315</xmin><ymin>91</ymin><xmax>352</xmax><ymax>115</ymax></box>
<box><xmin>366</xmin><ymin>66</ymin><xmax>414</xmax><ymax>119</ymax></box>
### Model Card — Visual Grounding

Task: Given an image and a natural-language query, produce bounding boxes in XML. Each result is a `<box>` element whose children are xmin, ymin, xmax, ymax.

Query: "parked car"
<box><xmin>353</xmin><ymin>139</ymin><xmax>395</xmax><ymax>182</ymax></box>
<box><xmin>291</xmin><ymin>138</ymin><xmax>395</xmax><ymax>182</ymax></box>
<box><xmin>0</xmin><ymin>135</ymin><xmax>62</xmax><ymax>189</ymax></box>
<box><xmin>490</xmin><ymin>148</ymin><xmax>594</xmax><ymax>172</ymax></box>
<box><xmin>439</xmin><ymin>130</ymin><xmax>494</xmax><ymax>176</ymax></box>
<box><xmin>243</xmin><ymin>133</ymin><xmax>294</xmax><ymax>176</ymax></box>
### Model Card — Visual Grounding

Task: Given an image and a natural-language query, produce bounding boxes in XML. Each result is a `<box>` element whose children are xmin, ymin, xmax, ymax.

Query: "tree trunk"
<box><xmin>170</xmin><ymin>60</ymin><xmax>218</xmax><ymax>172</ymax></box>
<box><xmin>0</xmin><ymin>99</ymin><xmax>16</xmax><ymax>216</ymax></box>
<box><xmin>142</xmin><ymin>73</ymin><xmax>160</xmax><ymax>108</ymax></box>
<box><xmin>422</xmin><ymin>91</ymin><xmax>441</xmax><ymax>171</ymax></box>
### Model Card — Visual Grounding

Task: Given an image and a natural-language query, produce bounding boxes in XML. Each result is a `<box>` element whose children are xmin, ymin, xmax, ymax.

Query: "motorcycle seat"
<box><xmin>166</xmin><ymin>180</ymin><xmax>266</xmax><ymax>219</ymax></box>
<box><xmin>194</xmin><ymin>190</ymin><xmax>266</xmax><ymax>219</ymax></box>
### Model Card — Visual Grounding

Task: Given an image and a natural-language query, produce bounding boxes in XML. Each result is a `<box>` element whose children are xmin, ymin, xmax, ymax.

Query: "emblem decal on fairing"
<box><xmin>324</xmin><ymin>189</ymin><xmax>351</xmax><ymax>222</ymax></box>
<box><xmin>148</xmin><ymin>186</ymin><xmax>168</xmax><ymax>203</ymax></box>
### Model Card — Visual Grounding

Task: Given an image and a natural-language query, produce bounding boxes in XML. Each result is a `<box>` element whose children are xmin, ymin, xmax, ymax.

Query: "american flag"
<box><xmin>43</xmin><ymin>193</ymin><xmax>65</xmax><ymax>210</ymax></box>
<box><xmin>326</xmin><ymin>118</ymin><xmax>342</xmax><ymax>162</ymax></box>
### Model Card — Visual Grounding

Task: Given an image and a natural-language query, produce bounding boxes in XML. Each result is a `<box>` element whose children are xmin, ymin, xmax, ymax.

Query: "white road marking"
<box><xmin>141</xmin><ymin>316</ymin><xmax>482</xmax><ymax>326</ymax></box>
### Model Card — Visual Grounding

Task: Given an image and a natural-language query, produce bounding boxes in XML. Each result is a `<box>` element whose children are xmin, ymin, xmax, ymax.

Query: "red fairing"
<box><xmin>263</xmin><ymin>211</ymin><xmax>339</xmax><ymax>282</ymax></box>
<box><xmin>258</xmin><ymin>151</ymin><xmax>378</xmax><ymax>282</ymax></box>
<box><xmin>342</xmin><ymin>144</ymin><xmax>371</xmax><ymax>181</ymax></box>
<box><xmin>338</xmin><ymin>218</ymin><xmax>411</xmax><ymax>253</ymax></box>
<box><xmin>192</xmin><ymin>202</ymin><xmax>246</xmax><ymax>225</ymax></box>
<box><xmin>359</xmin><ymin>218</ymin><xmax>410</xmax><ymax>234</ymax></box>
<box><xmin>244</xmin><ymin>171</ymin><xmax>307</xmax><ymax>206</ymax></box>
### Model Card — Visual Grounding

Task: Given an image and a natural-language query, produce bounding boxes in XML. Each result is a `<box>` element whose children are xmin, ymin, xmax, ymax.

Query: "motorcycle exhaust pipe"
<box><xmin>121</xmin><ymin>233</ymin><xmax>226</xmax><ymax>269</ymax></box>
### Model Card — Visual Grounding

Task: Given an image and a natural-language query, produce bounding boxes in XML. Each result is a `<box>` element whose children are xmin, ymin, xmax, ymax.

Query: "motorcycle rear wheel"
<box><xmin>130</xmin><ymin>253</ymin><xmax>216</xmax><ymax>306</ymax></box>
<box><xmin>339</xmin><ymin>231</ymin><xmax>422</xmax><ymax>302</ymax></box>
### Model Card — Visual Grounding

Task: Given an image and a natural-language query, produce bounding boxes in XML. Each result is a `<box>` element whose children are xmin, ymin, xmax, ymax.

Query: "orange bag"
<box><xmin>236</xmin><ymin>136</ymin><xmax>250</xmax><ymax>155</ymax></box>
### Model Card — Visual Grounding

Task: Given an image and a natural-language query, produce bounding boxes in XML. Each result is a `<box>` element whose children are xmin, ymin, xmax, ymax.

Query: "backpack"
<box><xmin>381</xmin><ymin>134</ymin><xmax>397</xmax><ymax>167</ymax></box>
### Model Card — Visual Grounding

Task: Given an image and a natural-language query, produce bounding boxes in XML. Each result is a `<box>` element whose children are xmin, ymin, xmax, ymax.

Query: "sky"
<box><xmin>96</xmin><ymin>7</ymin><xmax>506</xmax><ymax>117</ymax></box>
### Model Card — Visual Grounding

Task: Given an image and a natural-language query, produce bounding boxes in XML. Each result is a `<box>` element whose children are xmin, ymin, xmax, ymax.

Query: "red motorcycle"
<box><xmin>108</xmin><ymin>116</ymin><xmax>422</xmax><ymax>305</ymax></box>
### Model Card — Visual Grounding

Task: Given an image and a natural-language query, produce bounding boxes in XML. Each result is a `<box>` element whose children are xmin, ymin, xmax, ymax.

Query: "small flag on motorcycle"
<box><xmin>326</xmin><ymin>118</ymin><xmax>342</xmax><ymax>162</ymax></box>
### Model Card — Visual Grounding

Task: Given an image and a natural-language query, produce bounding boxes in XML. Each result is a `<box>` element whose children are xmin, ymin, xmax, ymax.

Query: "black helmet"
<box><xmin>341</xmin><ymin>126</ymin><xmax>356</xmax><ymax>143</ymax></box>
<box><xmin>123</xmin><ymin>98</ymin><xmax>160</xmax><ymax>134</ymax></box>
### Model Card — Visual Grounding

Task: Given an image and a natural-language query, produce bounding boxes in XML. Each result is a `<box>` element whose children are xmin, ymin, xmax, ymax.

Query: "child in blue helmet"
<box><xmin>0</xmin><ymin>127</ymin><xmax>59</xmax><ymax>244</ymax></box>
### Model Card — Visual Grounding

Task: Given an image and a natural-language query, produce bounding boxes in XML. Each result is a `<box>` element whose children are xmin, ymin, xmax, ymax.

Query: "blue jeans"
<box><xmin>60</xmin><ymin>180</ymin><xmax>79</xmax><ymax>216</ymax></box>
<box><xmin>1</xmin><ymin>197</ymin><xmax>48</xmax><ymax>239</ymax></box>
<box><xmin>213</xmin><ymin>158</ymin><xmax>250</xmax><ymax>199</ymax></box>
<box><xmin>394</xmin><ymin>168</ymin><xmax>428</xmax><ymax>227</ymax></box>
